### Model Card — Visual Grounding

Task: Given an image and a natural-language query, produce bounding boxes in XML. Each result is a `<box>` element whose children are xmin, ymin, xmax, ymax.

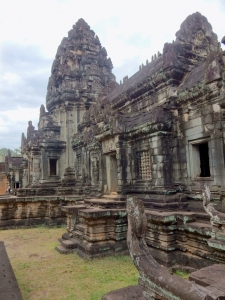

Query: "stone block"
<box><xmin>189</xmin><ymin>264</ymin><xmax>225</xmax><ymax>288</ymax></box>
<box><xmin>102</xmin><ymin>285</ymin><xmax>145</xmax><ymax>300</ymax></box>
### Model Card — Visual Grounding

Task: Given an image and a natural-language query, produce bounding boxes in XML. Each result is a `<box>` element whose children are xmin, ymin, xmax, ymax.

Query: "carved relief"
<box><xmin>102</xmin><ymin>136</ymin><xmax>119</xmax><ymax>154</ymax></box>
<box><xmin>91</xmin><ymin>154</ymin><xmax>100</xmax><ymax>185</ymax></box>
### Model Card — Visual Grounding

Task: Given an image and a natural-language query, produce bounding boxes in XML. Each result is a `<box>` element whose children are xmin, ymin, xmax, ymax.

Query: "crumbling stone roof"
<box><xmin>105</xmin><ymin>12</ymin><xmax>220</xmax><ymax>107</ymax></box>
<box><xmin>107</xmin><ymin>56</ymin><xmax>163</xmax><ymax>103</ymax></box>
<box><xmin>179</xmin><ymin>63</ymin><xmax>206</xmax><ymax>92</ymax></box>
<box><xmin>120</xmin><ymin>107</ymin><xmax>171</xmax><ymax>130</ymax></box>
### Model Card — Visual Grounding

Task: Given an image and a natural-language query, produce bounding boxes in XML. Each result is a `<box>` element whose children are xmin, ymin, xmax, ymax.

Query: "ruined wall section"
<box><xmin>0</xmin><ymin>163</ymin><xmax>8</xmax><ymax>195</ymax></box>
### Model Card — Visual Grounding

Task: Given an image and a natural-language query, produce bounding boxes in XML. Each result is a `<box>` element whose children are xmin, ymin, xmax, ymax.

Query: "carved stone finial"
<box><xmin>123</xmin><ymin>75</ymin><xmax>128</xmax><ymax>83</ymax></box>
<box><xmin>27</xmin><ymin>121</ymin><xmax>34</xmax><ymax>132</ymax></box>
<box><xmin>40</xmin><ymin>104</ymin><xmax>46</xmax><ymax>118</ymax></box>
<box><xmin>101</xmin><ymin>47</ymin><xmax>107</xmax><ymax>57</ymax></box>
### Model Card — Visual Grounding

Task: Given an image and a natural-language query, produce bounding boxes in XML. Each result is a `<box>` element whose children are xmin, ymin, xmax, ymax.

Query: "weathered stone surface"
<box><xmin>203</xmin><ymin>184</ymin><xmax>225</xmax><ymax>237</ymax></box>
<box><xmin>57</xmin><ymin>199</ymin><xmax>128</xmax><ymax>257</ymax></box>
<box><xmin>0</xmin><ymin>241</ymin><xmax>23</xmax><ymax>300</ymax></box>
<box><xmin>102</xmin><ymin>285</ymin><xmax>145</xmax><ymax>300</ymax></box>
<box><xmin>1</xmin><ymin>12</ymin><xmax>225</xmax><ymax>269</ymax></box>
<box><xmin>189</xmin><ymin>264</ymin><xmax>225</xmax><ymax>287</ymax></box>
<box><xmin>104</xmin><ymin>197</ymin><xmax>225</xmax><ymax>299</ymax></box>
<box><xmin>20</xmin><ymin>18</ymin><xmax>116</xmax><ymax>192</ymax></box>
<box><xmin>0</xmin><ymin>195</ymin><xmax>84</xmax><ymax>228</ymax></box>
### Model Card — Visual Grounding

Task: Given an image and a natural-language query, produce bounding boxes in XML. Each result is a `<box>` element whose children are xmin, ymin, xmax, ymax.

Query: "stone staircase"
<box><xmin>56</xmin><ymin>193</ymin><xmax>128</xmax><ymax>257</ymax></box>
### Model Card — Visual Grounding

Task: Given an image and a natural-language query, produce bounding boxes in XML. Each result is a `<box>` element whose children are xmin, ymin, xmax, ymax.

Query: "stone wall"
<box><xmin>145</xmin><ymin>209</ymin><xmax>225</xmax><ymax>269</ymax></box>
<box><xmin>0</xmin><ymin>195</ymin><xmax>84</xmax><ymax>228</ymax></box>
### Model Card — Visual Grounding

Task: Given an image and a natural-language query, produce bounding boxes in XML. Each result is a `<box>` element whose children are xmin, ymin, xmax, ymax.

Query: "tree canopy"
<box><xmin>0</xmin><ymin>148</ymin><xmax>22</xmax><ymax>162</ymax></box>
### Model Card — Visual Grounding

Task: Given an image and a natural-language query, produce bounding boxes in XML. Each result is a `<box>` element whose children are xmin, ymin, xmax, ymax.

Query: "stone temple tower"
<box><xmin>21</xmin><ymin>19</ymin><xmax>116</xmax><ymax>188</ymax></box>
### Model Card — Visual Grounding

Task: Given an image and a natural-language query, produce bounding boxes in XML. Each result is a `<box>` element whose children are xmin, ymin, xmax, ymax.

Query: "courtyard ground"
<box><xmin>0</xmin><ymin>226</ymin><xmax>138</xmax><ymax>300</ymax></box>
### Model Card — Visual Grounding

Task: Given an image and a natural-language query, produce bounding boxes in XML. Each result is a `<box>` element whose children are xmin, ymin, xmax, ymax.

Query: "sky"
<box><xmin>0</xmin><ymin>0</ymin><xmax>225</xmax><ymax>150</ymax></box>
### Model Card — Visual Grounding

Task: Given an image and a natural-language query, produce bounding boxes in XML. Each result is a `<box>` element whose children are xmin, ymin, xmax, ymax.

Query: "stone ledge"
<box><xmin>78</xmin><ymin>208</ymin><xmax>127</xmax><ymax>218</ymax></box>
<box><xmin>207</xmin><ymin>238</ymin><xmax>225</xmax><ymax>251</ymax></box>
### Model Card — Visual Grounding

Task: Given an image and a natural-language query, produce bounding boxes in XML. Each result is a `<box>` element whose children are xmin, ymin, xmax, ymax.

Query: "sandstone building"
<box><xmin>20</xmin><ymin>18</ymin><xmax>116</xmax><ymax>190</ymax></box>
<box><xmin>1</xmin><ymin>12</ymin><xmax>225</xmax><ymax>268</ymax></box>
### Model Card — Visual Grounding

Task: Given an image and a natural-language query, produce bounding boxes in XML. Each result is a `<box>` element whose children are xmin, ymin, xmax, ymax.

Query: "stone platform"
<box><xmin>56</xmin><ymin>194</ymin><xmax>225</xmax><ymax>269</ymax></box>
<box><xmin>145</xmin><ymin>209</ymin><xmax>225</xmax><ymax>268</ymax></box>
<box><xmin>56</xmin><ymin>194</ymin><xmax>128</xmax><ymax>258</ymax></box>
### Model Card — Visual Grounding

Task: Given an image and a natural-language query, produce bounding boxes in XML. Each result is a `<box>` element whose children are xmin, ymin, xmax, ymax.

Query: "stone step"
<box><xmin>62</xmin><ymin>232</ymin><xmax>70</xmax><ymax>240</ymax></box>
<box><xmin>55</xmin><ymin>245</ymin><xmax>76</xmax><ymax>254</ymax></box>
<box><xmin>75</xmin><ymin>223</ymin><xmax>86</xmax><ymax>232</ymax></box>
<box><xmin>140</xmin><ymin>194</ymin><xmax>188</xmax><ymax>204</ymax></box>
<box><xmin>84</xmin><ymin>198</ymin><xmax>126</xmax><ymax>209</ymax></box>
<box><xmin>102</xmin><ymin>194</ymin><xmax>126</xmax><ymax>201</ymax></box>
<box><xmin>73</xmin><ymin>230</ymin><xmax>84</xmax><ymax>240</ymax></box>
<box><xmin>194</xmin><ymin>212</ymin><xmax>210</xmax><ymax>222</ymax></box>
<box><xmin>144</xmin><ymin>201</ymin><xmax>189</xmax><ymax>210</ymax></box>
<box><xmin>60</xmin><ymin>238</ymin><xmax>78</xmax><ymax>249</ymax></box>
<box><xmin>186</xmin><ymin>221</ymin><xmax>212</xmax><ymax>229</ymax></box>
<box><xmin>189</xmin><ymin>264</ymin><xmax>225</xmax><ymax>297</ymax></box>
<box><xmin>60</xmin><ymin>204</ymin><xmax>87</xmax><ymax>213</ymax></box>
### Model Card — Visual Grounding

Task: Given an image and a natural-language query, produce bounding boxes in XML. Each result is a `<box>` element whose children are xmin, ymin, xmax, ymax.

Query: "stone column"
<box><xmin>21</xmin><ymin>159</ymin><xmax>28</xmax><ymax>188</ymax></box>
<box><xmin>90</xmin><ymin>152</ymin><xmax>100</xmax><ymax>186</ymax></box>
<box><xmin>76</xmin><ymin>149</ymin><xmax>82</xmax><ymax>181</ymax></box>
<box><xmin>32</xmin><ymin>152</ymin><xmax>41</xmax><ymax>184</ymax></box>
<box><xmin>116</xmin><ymin>141</ymin><xmax>125</xmax><ymax>193</ymax></box>
<box><xmin>126</xmin><ymin>141</ymin><xmax>133</xmax><ymax>185</ymax></box>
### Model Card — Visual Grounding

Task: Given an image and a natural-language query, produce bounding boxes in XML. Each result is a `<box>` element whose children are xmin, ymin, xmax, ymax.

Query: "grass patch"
<box><xmin>1</xmin><ymin>227</ymin><xmax>138</xmax><ymax>300</ymax></box>
<box><xmin>173</xmin><ymin>269</ymin><xmax>190</xmax><ymax>279</ymax></box>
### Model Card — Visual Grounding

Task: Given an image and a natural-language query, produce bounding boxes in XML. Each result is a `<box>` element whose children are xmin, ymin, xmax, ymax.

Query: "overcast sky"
<box><xmin>0</xmin><ymin>0</ymin><xmax>224</xmax><ymax>150</ymax></box>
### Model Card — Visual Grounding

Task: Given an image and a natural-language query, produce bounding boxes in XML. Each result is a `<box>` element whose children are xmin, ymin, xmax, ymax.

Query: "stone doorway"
<box><xmin>106</xmin><ymin>153</ymin><xmax>118</xmax><ymax>193</ymax></box>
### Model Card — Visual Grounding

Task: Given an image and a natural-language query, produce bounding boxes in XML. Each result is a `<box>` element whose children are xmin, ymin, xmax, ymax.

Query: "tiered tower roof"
<box><xmin>46</xmin><ymin>18</ymin><xmax>116</xmax><ymax>111</ymax></box>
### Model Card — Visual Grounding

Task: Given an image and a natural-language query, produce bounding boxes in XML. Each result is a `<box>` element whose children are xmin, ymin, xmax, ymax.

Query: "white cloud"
<box><xmin>0</xmin><ymin>0</ymin><xmax>224</xmax><ymax>149</ymax></box>
<box><xmin>0</xmin><ymin>107</ymin><xmax>39</xmax><ymax>149</ymax></box>
<box><xmin>2</xmin><ymin>72</ymin><xmax>21</xmax><ymax>85</ymax></box>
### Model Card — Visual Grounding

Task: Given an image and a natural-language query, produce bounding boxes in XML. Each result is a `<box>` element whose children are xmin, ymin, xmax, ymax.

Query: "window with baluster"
<box><xmin>137</xmin><ymin>150</ymin><xmax>152</xmax><ymax>180</ymax></box>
